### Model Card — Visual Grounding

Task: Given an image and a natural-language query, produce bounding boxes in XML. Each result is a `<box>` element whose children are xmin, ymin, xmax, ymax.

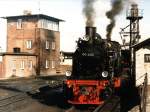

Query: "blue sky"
<box><xmin>0</xmin><ymin>0</ymin><xmax>149</xmax><ymax>52</ymax></box>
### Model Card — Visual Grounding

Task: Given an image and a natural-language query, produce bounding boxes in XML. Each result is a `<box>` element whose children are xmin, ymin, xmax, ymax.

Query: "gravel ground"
<box><xmin>0</xmin><ymin>89</ymin><xmax>20</xmax><ymax>99</ymax></box>
<box><xmin>12</xmin><ymin>98</ymin><xmax>64</xmax><ymax>112</ymax></box>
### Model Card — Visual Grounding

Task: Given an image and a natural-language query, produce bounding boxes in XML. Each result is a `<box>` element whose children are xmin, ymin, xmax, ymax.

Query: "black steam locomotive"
<box><xmin>63</xmin><ymin>27</ymin><xmax>123</xmax><ymax>104</ymax></box>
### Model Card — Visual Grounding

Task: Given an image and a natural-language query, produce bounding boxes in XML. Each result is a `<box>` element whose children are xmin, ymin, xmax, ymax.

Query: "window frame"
<box><xmin>51</xmin><ymin>60</ymin><xmax>55</xmax><ymax>69</ymax></box>
<box><xmin>45</xmin><ymin>40</ymin><xmax>50</xmax><ymax>50</ymax></box>
<box><xmin>26</xmin><ymin>40</ymin><xmax>32</xmax><ymax>49</ymax></box>
<box><xmin>144</xmin><ymin>54</ymin><xmax>150</xmax><ymax>63</ymax></box>
<box><xmin>12</xmin><ymin>60</ymin><xmax>16</xmax><ymax>70</ymax></box>
<box><xmin>17</xmin><ymin>19</ymin><xmax>22</xmax><ymax>29</ymax></box>
<box><xmin>45</xmin><ymin>59</ymin><xmax>50</xmax><ymax>69</ymax></box>
<box><xmin>38</xmin><ymin>19</ymin><xmax>59</xmax><ymax>31</ymax></box>
<box><xmin>52</xmin><ymin>41</ymin><xmax>55</xmax><ymax>50</ymax></box>
<box><xmin>20</xmin><ymin>60</ymin><xmax>25</xmax><ymax>70</ymax></box>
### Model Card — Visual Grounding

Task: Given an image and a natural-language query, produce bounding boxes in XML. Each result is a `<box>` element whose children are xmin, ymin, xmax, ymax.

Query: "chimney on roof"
<box><xmin>23</xmin><ymin>10</ymin><xmax>32</xmax><ymax>15</ymax></box>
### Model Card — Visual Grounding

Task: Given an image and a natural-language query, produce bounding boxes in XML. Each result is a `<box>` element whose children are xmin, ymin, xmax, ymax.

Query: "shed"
<box><xmin>133</xmin><ymin>38</ymin><xmax>150</xmax><ymax>86</ymax></box>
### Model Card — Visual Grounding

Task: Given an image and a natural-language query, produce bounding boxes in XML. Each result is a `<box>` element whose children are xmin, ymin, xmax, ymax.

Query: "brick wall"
<box><xmin>3</xmin><ymin>55</ymin><xmax>37</xmax><ymax>78</ymax></box>
<box><xmin>6</xmin><ymin>17</ymin><xmax>60</xmax><ymax>76</ymax></box>
<box><xmin>0</xmin><ymin>62</ymin><xmax>2</xmax><ymax>77</ymax></box>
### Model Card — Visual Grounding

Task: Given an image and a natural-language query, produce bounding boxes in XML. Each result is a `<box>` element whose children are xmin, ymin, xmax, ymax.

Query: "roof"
<box><xmin>0</xmin><ymin>52</ymin><xmax>37</xmax><ymax>56</ymax></box>
<box><xmin>60</xmin><ymin>51</ymin><xmax>73</xmax><ymax>59</ymax></box>
<box><xmin>132</xmin><ymin>38</ymin><xmax>150</xmax><ymax>51</ymax></box>
<box><xmin>2</xmin><ymin>14</ymin><xmax>64</xmax><ymax>22</ymax></box>
<box><xmin>60</xmin><ymin>51</ymin><xmax>73</xmax><ymax>56</ymax></box>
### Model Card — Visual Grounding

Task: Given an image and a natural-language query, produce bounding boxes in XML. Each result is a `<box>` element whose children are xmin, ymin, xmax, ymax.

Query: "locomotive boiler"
<box><xmin>63</xmin><ymin>27</ymin><xmax>122</xmax><ymax>104</ymax></box>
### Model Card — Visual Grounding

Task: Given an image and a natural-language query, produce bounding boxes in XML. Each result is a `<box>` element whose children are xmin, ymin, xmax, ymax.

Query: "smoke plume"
<box><xmin>83</xmin><ymin>0</ymin><xmax>97</xmax><ymax>26</ymax></box>
<box><xmin>106</xmin><ymin>0</ymin><xmax>123</xmax><ymax>40</ymax></box>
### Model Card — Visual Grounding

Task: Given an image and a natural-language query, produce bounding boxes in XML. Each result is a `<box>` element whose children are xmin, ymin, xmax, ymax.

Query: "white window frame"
<box><xmin>20</xmin><ymin>60</ymin><xmax>25</xmax><ymax>70</ymax></box>
<box><xmin>38</xmin><ymin>19</ymin><xmax>59</xmax><ymax>31</ymax></box>
<box><xmin>45</xmin><ymin>40</ymin><xmax>50</xmax><ymax>49</ymax></box>
<box><xmin>52</xmin><ymin>41</ymin><xmax>55</xmax><ymax>50</ymax></box>
<box><xmin>51</xmin><ymin>60</ymin><xmax>55</xmax><ymax>69</ymax></box>
<box><xmin>17</xmin><ymin>19</ymin><xmax>22</xmax><ymax>29</ymax></box>
<box><xmin>26</xmin><ymin>40</ymin><xmax>32</xmax><ymax>49</ymax></box>
<box><xmin>45</xmin><ymin>60</ymin><xmax>50</xmax><ymax>69</ymax></box>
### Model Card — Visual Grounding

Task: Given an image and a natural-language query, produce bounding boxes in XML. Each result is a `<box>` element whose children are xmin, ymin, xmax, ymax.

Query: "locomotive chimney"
<box><xmin>85</xmin><ymin>26</ymin><xmax>96</xmax><ymax>44</ymax></box>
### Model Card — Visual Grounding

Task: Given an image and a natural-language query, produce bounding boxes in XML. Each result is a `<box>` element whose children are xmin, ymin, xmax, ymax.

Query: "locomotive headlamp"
<box><xmin>83</xmin><ymin>35</ymin><xmax>89</xmax><ymax>41</ymax></box>
<box><xmin>65</xmin><ymin>70</ymin><xmax>71</xmax><ymax>77</ymax></box>
<box><xmin>102</xmin><ymin>71</ymin><xmax>108</xmax><ymax>78</ymax></box>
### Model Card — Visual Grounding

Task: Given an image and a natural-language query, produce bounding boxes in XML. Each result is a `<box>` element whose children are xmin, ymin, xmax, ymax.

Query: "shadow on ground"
<box><xmin>27</xmin><ymin>86</ymin><xmax>72</xmax><ymax>110</ymax></box>
<box><xmin>120</xmin><ymin>85</ymin><xmax>140</xmax><ymax>112</ymax></box>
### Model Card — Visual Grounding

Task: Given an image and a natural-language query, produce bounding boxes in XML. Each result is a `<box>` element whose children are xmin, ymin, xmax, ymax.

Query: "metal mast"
<box><xmin>126</xmin><ymin>4</ymin><xmax>143</xmax><ymax>86</ymax></box>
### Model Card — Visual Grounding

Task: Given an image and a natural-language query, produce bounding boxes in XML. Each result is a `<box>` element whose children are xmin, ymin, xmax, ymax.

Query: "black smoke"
<box><xmin>106</xmin><ymin>0</ymin><xmax>123</xmax><ymax>40</ymax></box>
<box><xmin>83</xmin><ymin>0</ymin><xmax>97</xmax><ymax>26</ymax></box>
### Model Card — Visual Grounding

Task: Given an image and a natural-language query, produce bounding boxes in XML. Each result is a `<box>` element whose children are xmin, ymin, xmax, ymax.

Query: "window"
<box><xmin>26</xmin><ymin>40</ymin><xmax>32</xmax><ymax>49</ymax></box>
<box><xmin>17</xmin><ymin>19</ymin><xmax>22</xmax><ymax>29</ymax></box>
<box><xmin>52</xmin><ymin>42</ymin><xmax>55</xmax><ymax>50</ymax></box>
<box><xmin>38</xmin><ymin>19</ymin><xmax>59</xmax><ymax>31</ymax></box>
<box><xmin>51</xmin><ymin>60</ymin><xmax>55</xmax><ymax>68</ymax></box>
<box><xmin>53</xmin><ymin>22</ymin><xmax>59</xmax><ymax>31</ymax></box>
<box><xmin>144</xmin><ymin>54</ymin><xmax>150</xmax><ymax>63</ymax></box>
<box><xmin>45</xmin><ymin>40</ymin><xmax>50</xmax><ymax>49</ymax></box>
<box><xmin>20</xmin><ymin>60</ymin><xmax>25</xmax><ymax>69</ymax></box>
<box><xmin>45</xmin><ymin>60</ymin><xmax>50</xmax><ymax>68</ymax></box>
<box><xmin>12</xmin><ymin>60</ymin><xmax>16</xmax><ymax>70</ymax></box>
<box><xmin>28</xmin><ymin>60</ymin><xmax>33</xmax><ymax>70</ymax></box>
<box><xmin>13</xmin><ymin>47</ymin><xmax>20</xmax><ymax>53</ymax></box>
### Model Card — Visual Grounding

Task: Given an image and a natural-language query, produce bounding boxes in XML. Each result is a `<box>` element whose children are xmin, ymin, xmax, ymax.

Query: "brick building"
<box><xmin>0</xmin><ymin>14</ymin><xmax>63</xmax><ymax>78</ymax></box>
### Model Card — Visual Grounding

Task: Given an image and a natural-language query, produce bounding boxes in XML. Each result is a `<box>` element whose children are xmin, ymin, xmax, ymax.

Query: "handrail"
<box><xmin>136</xmin><ymin>73</ymin><xmax>147</xmax><ymax>82</ymax></box>
<box><xmin>139</xmin><ymin>73</ymin><xmax>148</xmax><ymax>112</ymax></box>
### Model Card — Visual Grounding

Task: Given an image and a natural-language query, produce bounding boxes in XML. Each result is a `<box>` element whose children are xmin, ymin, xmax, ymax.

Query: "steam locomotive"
<box><xmin>63</xmin><ymin>27</ymin><xmax>124</xmax><ymax>105</ymax></box>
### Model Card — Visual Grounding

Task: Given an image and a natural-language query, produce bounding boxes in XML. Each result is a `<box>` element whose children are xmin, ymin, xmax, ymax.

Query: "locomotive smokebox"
<box><xmin>86</xmin><ymin>26</ymin><xmax>96</xmax><ymax>43</ymax></box>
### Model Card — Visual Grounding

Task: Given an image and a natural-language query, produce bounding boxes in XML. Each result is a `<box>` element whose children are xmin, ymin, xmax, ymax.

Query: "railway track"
<box><xmin>0</xmin><ymin>78</ymin><xmax>63</xmax><ymax>112</ymax></box>
<box><xmin>93</xmin><ymin>96</ymin><xmax>120</xmax><ymax>112</ymax></box>
<box><xmin>0</xmin><ymin>92</ymin><xmax>29</xmax><ymax>112</ymax></box>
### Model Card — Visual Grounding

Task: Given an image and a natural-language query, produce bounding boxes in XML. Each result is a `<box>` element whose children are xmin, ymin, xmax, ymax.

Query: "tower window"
<box><xmin>52</xmin><ymin>42</ymin><xmax>55</xmax><ymax>50</ymax></box>
<box><xmin>17</xmin><ymin>19</ymin><xmax>22</xmax><ymax>29</ymax></box>
<box><xmin>26</xmin><ymin>40</ymin><xmax>32</xmax><ymax>49</ymax></box>
<box><xmin>51</xmin><ymin>60</ymin><xmax>55</xmax><ymax>68</ymax></box>
<box><xmin>45</xmin><ymin>40</ymin><xmax>50</xmax><ymax>49</ymax></box>
<box><xmin>45</xmin><ymin>60</ymin><xmax>50</xmax><ymax>68</ymax></box>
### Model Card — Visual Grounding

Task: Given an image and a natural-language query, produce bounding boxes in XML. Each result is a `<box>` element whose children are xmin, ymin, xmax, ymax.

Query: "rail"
<box><xmin>0</xmin><ymin>93</ymin><xmax>29</xmax><ymax>112</ymax></box>
<box><xmin>139</xmin><ymin>73</ymin><xmax>148</xmax><ymax>112</ymax></box>
<box><xmin>93</xmin><ymin>96</ymin><xmax>120</xmax><ymax>112</ymax></box>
